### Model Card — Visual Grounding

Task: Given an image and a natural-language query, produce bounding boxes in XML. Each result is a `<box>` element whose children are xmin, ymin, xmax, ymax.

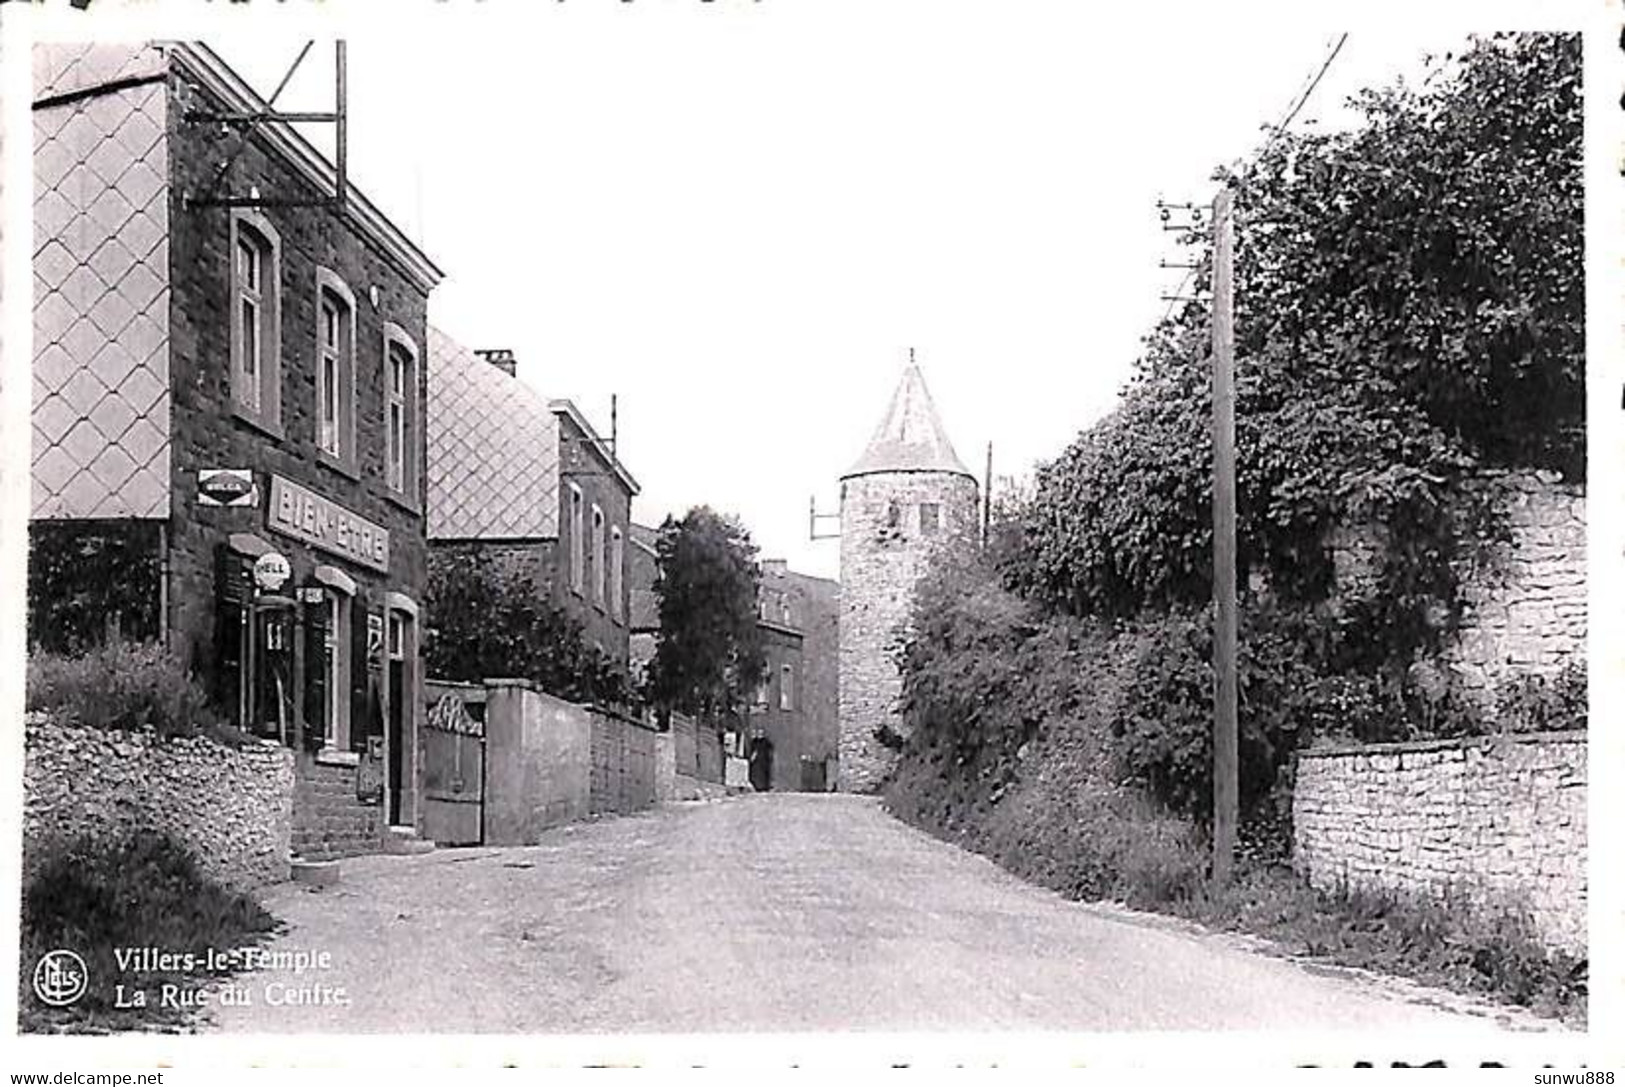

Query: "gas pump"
<box><xmin>251</xmin><ymin>552</ymin><xmax>296</xmax><ymax>744</ymax></box>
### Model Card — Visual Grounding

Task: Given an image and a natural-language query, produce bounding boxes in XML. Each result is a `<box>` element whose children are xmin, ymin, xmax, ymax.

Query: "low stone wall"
<box><xmin>479</xmin><ymin>682</ymin><xmax>591</xmax><ymax>845</ymax></box>
<box><xmin>589</xmin><ymin>708</ymin><xmax>658</xmax><ymax>815</ymax></box>
<box><xmin>672</xmin><ymin>711</ymin><xmax>699</xmax><ymax>778</ymax></box>
<box><xmin>695</xmin><ymin>719</ymin><xmax>723</xmax><ymax>785</ymax></box>
<box><xmin>23</xmin><ymin>716</ymin><xmax>294</xmax><ymax>889</ymax></box>
<box><xmin>654</xmin><ymin>729</ymin><xmax>676</xmax><ymax>803</ymax></box>
<box><xmin>290</xmin><ymin>752</ymin><xmax>384</xmax><ymax>861</ymax></box>
<box><xmin>1292</xmin><ymin>732</ymin><xmax>1585</xmax><ymax>954</ymax></box>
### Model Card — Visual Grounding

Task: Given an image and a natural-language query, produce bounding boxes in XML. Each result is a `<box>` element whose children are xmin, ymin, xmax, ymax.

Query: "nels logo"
<box><xmin>33</xmin><ymin>950</ymin><xmax>88</xmax><ymax>1007</ymax></box>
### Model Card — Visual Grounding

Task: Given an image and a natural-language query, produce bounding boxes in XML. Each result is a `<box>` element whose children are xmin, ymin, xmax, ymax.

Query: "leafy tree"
<box><xmin>936</xmin><ymin>33</ymin><xmax>1580</xmax><ymax>822</ymax></box>
<box><xmin>646</xmin><ymin>507</ymin><xmax>766</xmax><ymax>721</ymax></box>
<box><xmin>424</xmin><ymin>550</ymin><xmax>628</xmax><ymax>706</ymax></box>
<box><xmin>1011</xmin><ymin>33</ymin><xmax>1578</xmax><ymax>642</ymax></box>
<box><xmin>28</xmin><ymin>522</ymin><xmax>162</xmax><ymax>652</ymax></box>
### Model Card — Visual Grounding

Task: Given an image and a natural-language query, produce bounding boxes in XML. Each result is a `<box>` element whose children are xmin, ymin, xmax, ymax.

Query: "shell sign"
<box><xmin>266</xmin><ymin>475</ymin><xmax>390</xmax><ymax>572</ymax></box>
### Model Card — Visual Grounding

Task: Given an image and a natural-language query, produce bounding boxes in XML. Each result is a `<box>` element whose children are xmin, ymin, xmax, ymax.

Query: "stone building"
<box><xmin>627</xmin><ymin>521</ymin><xmax>661</xmax><ymax>685</ymax></box>
<box><xmin>426</xmin><ymin>326</ymin><xmax>639</xmax><ymax>674</ymax></box>
<box><xmin>837</xmin><ymin>361</ymin><xmax>978</xmax><ymax>792</ymax></box>
<box><xmin>745</xmin><ymin>561</ymin><xmax>840</xmax><ymax>791</ymax></box>
<box><xmin>28</xmin><ymin>43</ymin><xmax>443</xmax><ymax>859</ymax></box>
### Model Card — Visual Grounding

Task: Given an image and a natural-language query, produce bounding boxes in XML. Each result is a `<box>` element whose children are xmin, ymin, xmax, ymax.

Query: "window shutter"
<box><xmin>214</xmin><ymin>547</ymin><xmax>250</xmax><ymax>728</ymax></box>
<box><xmin>352</xmin><ymin>601</ymin><xmax>375</xmax><ymax>753</ymax></box>
<box><xmin>303</xmin><ymin>593</ymin><xmax>329</xmax><ymax>750</ymax></box>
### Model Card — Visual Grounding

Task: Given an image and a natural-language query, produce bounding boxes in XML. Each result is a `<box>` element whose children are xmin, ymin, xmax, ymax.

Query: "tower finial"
<box><xmin>908</xmin><ymin>346</ymin><xmax>915</xmax><ymax>367</ymax></box>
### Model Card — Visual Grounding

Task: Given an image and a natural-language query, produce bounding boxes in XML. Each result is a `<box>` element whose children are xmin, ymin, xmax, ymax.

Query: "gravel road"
<box><xmin>204</xmin><ymin>793</ymin><xmax>1559</xmax><ymax>1036</ymax></box>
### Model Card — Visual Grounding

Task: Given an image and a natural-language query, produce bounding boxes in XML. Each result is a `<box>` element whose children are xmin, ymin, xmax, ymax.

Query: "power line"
<box><xmin>1155</xmin><ymin>32</ymin><xmax>1350</xmax><ymax>327</ymax></box>
<box><xmin>1267</xmin><ymin>32</ymin><xmax>1349</xmax><ymax>149</ymax></box>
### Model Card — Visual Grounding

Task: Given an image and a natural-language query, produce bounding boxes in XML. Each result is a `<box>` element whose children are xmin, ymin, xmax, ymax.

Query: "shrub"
<box><xmin>1185</xmin><ymin>873</ymin><xmax>1584</xmax><ymax>1022</ymax></box>
<box><xmin>425</xmin><ymin>549</ymin><xmax>630</xmax><ymax>708</ymax></box>
<box><xmin>26</xmin><ymin>641</ymin><xmax>240</xmax><ymax>744</ymax></box>
<box><xmin>1492</xmin><ymin>662</ymin><xmax>1586</xmax><ymax>733</ymax></box>
<box><xmin>19</xmin><ymin>832</ymin><xmax>279</xmax><ymax>1032</ymax></box>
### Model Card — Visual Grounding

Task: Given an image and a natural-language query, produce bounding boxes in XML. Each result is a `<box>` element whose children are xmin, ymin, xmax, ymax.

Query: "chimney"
<box><xmin>475</xmin><ymin>348</ymin><xmax>517</xmax><ymax>377</ymax></box>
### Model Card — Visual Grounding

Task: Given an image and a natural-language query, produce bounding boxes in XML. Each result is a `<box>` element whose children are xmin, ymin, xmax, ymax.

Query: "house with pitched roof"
<box><xmin>744</xmin><ymin>560</ymin><xmax>840</xmax><ymax>792</ymax></box>
<box><xmin>426</xmin><ymin>327</ymin><xmax>639</xmax><ymax>675</ymax></box>
<box><xmin>29</xmin><ymin>42</ymin><xmax>443</xmax><ymax>858</ymax></box>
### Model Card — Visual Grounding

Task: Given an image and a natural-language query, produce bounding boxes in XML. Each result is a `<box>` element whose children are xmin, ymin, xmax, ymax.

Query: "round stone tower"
<box><xmin>837</xmin><ymin>358</ymin><xmax>979</xmax><ymax>792</ymax></box>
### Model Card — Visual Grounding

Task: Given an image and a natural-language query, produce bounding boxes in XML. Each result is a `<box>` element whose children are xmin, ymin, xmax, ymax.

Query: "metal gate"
<box><xmin>422</xmin><ymin>686</ymin><xmax>486</xmax><ymax>846</ymax></box>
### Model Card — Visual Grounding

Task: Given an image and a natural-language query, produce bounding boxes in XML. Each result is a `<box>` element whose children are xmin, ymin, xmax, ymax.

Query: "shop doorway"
<box><xmin>748</xmin><ymin>736</ymin><xmax>774</xmax><ymax>792</ymax></box>
<box><xmin>387</xmin><ymin>610</ymin><xmax>409</xmax><ymax>824</ymax></box>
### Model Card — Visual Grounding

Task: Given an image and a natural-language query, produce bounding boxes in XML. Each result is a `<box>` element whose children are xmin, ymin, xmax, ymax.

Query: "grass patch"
<box><xmin>885</xmin><ymin>757</ymin><xmax>1586</xmax><ymax>1024</ymax></box>
<box><xmin>19</xmin><ymin>832</ymin><xmax>281</xmax><ymax>1034</ymax></box>
<box><xmin>1178</xmin><ymin>866</ymin><xmax>1586</xmax><ymax>1023</ymax></box>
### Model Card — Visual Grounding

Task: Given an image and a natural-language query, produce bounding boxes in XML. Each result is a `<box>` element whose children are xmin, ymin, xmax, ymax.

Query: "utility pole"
<box><xmin>981</xmin><ymin>441</ymin><xmax>993</xmax><ymax>548</ymax></box>
<box><xmin>1210</xmin><ymin>186</ymin><xmax>1238</xmax><ymax>887</ymax></box>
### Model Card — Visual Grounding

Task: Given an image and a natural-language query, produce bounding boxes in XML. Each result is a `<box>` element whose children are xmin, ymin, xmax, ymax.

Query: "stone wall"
<box><xmin>694</xmin><ymin>716</ymin><xmax>723</xmax><ymax>785</ymax></box>
<box><xmin>23</xmin><ymin>715</ymin><xmax>294</xmax><ymax>889</ymax></box>
<box><xmin>837</xmin><ymin>470</ymin><xmax>978</xmax><ymax>792</ymax></box>
<box><xmin>1445</xmin><ymin>472</ymin><xmax>1584</xmax><ymax>699</ymax></box>
<box><xmin>452</xmin><ymin>677</ymin><xmax>665</xmax><ymax>837</ymax></box>
<box><xmin>1329</xmin><ymin>470</ymin><xmax>1585</xmax><ymax>703</ymax></box>
<box><xmin>479</xmin><ymin>681</ymin><xmax>592</xmax><ymax>845</ymax></box>
<box><xmin>1292</xmin><ymin>732</ymin><xmax>1585</xmax><ymax>954</ymax></box>
<box><xmin>163</xmin><ymin>58</ymin><xmax>432</xmax><ymax>689</ymax></box>
<box><xmin>589</xmin><ymin>707</ymin><xmax>658</xmax><ymax>815</ymax></box>
<box><xmin>290</xmin><ymin>751</ymin><xmax>384</xmax><ymax>861</ymax></box>
<box><xmin>654</xmin><ymin>728</ymin><xmax>676</xmax><ymax>803</ymax></box>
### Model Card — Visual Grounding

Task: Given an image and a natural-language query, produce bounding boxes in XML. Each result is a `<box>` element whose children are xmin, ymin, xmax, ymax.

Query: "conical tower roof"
<box><xmin>842</xmin><ymin>359</ymin><xmax>973</xmax><ymax>480</ymax></box>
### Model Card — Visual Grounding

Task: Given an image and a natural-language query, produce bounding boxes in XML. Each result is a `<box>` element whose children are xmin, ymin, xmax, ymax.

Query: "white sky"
<box><xmin>161</xmin><ymin>5</ymin><xmax>1584</xmax><ymax>579</ymax></box>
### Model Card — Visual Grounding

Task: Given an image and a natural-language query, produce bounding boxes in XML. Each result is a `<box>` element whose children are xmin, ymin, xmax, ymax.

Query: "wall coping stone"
<box><xmin>482</xmin><ymin>677</ymin><xmax>538</xmax><ymax>691</ymax></box>
<box><xmin>585</xmin><ymin>703</ymin><xmax>659</xmax><ymax>732</ymax></box>
<box><xmin>1300</xmin><ymin>729</ymin><xmax>1585</xmax><ymax>761</ymax></box>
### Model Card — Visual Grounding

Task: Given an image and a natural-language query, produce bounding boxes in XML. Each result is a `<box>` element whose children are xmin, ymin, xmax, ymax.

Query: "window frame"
<box><xmin>779</xmin><ymin>663</ymin><xmax>794</xmax><ymax>711</ymax></box>
<box><xmin>228</xmin><ymin>210</ymin><xmax>283</xmax><ymax>435</ymax></box>
<box><xmin>317</xmin><ymin>584</ymin><xmax>353</xmax><ymax>751</ymax></box>
<box><xmin>382</xmin><ymin>323</ymin><xmax>420</xmax><ymax>506</ymax></box>
<box><xmin>314</xmin><ymin>269</ymin><xmax>358</xmax><ymax>474</ymax></box>
<box><xmin>569</xmin><ymin>484</ymin><xmax>586</xmax><ymax>596</ymax></box>
<box><xmin>609</xmin><ymin>526</ymin><xmax>625</xmax><ymax>623</ymax></box>
<box><xmin>591</xmin><ymin>504</ymin><xmax>606</xmax><ymax>609</ymax></box>
<box><xmin>920</xmin><ymin>501</ymin><xmax>941</xmax><ymax>536</ymax></box>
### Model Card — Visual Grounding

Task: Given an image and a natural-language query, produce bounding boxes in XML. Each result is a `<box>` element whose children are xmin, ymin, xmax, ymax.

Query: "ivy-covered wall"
<box><xmin>27</xmin><ymin>520</ymin><xmax>163</xmax><ymax>652</ymax></box>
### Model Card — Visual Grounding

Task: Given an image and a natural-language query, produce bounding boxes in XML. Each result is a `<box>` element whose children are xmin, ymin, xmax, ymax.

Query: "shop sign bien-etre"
<box><xmin>266</xmin><ymin>474</ymin><xmax>390</xmax><ymax>573</ymax></box>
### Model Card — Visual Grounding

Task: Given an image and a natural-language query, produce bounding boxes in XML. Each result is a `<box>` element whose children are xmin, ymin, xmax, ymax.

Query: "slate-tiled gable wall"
<box><xmin>33</xmin><ymin>46</ymin><xmax>172</xmax><ymax>520</ymax></box>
